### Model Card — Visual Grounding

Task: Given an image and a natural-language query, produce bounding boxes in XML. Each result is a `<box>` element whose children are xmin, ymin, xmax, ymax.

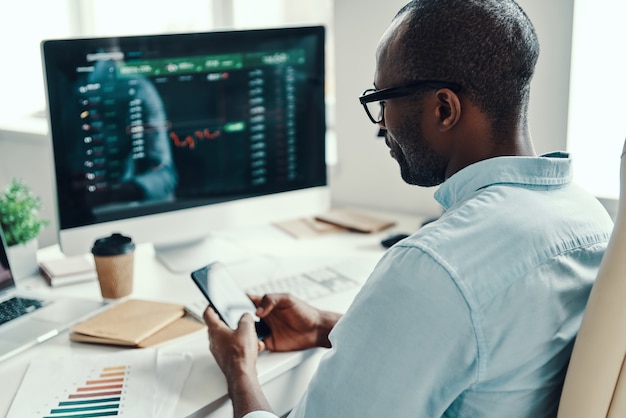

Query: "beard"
<box><xmin>386</xmin><ymin>116</ymin><xmax>447</xmax><ymax>187</ymax></box>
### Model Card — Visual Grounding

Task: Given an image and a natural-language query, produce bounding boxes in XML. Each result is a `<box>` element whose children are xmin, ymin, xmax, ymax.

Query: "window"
<box><xmin>567</xmin><ymin>0</ymin><xmax>626</xmax><ymax>200</ymax></box>
<box><xmin>0</xmin><ymin>0</ymin><xmax>333</xmax><ymax>122</ymax></box>
<box><xmin>0</xmin><ymin>0</ymin><xmax>73</xmax><ymax>118</ymax></box>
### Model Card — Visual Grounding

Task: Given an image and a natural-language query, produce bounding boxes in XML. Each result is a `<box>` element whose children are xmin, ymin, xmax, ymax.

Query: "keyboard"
<box><xmin>245</xmin><ymin>266</ymin><xmax>359</xmax><ymax>301</ymax></box>
<box><xmin>0</xmin><ymin>296</ymin><xmax>44</xmax><ymax>326</ymax></box>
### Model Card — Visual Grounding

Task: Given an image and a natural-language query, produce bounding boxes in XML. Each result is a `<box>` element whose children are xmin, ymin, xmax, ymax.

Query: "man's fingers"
<box><xmin>252</xmin><ymin>293</ymin><xmax>287</xmax><ymax>317</ymax></box>
<box><xmin>248</xmin><ymin>294</ymin><xmax>263</xmax><ymax>305</ymax></box>
<box><xmin>203</xmin><ymin>306</ymin><xmax>223</xmax><ymax>328</ymax></box>
<box><xmin>238</xmin><ymin>313</ymin><xmax>256</xmax><ymax>332</ymax></box>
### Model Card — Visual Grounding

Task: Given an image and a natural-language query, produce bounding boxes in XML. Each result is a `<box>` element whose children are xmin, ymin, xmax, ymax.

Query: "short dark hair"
<box><xmin>394</xmin><ymin>0</ymin><xmax>539</xmax><ymax>130</ymax></box>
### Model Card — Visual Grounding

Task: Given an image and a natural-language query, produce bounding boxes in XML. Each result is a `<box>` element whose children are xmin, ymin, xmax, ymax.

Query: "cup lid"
<box><xmin>91</xmin><ymin>233</ymin><xmax>135</xmax><ymax>256</ymax></box>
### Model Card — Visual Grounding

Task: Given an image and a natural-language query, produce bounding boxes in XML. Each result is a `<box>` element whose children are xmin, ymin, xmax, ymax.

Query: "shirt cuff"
<box><xmin>243</xmin><ymin>411</ymin><xmax>280</xmax><ymax>418</ymax></box>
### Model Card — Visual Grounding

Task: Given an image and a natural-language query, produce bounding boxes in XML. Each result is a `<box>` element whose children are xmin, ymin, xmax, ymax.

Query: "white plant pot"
<box><xmin>7</xmin><ymin>239</ymin><xmax>39</xmax><ymax>279</ymax></box>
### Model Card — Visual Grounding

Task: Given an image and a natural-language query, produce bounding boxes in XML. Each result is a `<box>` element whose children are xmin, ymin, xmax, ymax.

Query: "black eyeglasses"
<box><xmin>359</xmin><ymin>80</ymin><xmax>462</xmax><ymax>124</ymax></box>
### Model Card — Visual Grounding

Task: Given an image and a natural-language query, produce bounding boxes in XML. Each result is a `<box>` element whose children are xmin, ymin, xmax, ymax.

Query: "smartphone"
<box><xmin>190</xmin><ymin>262</ymin><xmax>271</xmax><ymax>339</ymax></box>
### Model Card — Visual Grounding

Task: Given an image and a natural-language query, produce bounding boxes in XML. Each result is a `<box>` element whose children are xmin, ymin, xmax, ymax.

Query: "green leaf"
<box><xmin>0</xmin><ymin>178</ymin><xmax>49</xmax><ymax>247</ymax></box>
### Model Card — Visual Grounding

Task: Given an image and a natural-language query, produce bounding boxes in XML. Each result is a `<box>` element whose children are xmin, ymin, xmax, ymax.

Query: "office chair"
<box><xmin>557</xmin><ymin>139</ymin><xmax>626</xmax><ymax>417</ymax></box>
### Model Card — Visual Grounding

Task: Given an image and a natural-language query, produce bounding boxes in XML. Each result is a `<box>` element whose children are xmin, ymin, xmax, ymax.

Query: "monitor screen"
<box><xmin>42</xmin><ymin>26</ymin><xmax>328</xmax><ymax>272</ymax></box>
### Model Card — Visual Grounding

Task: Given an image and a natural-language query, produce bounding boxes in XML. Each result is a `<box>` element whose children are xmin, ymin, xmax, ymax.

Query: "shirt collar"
<box><xmin>434</xmin><ymin>152</ymin><xmax>572</xmax><ymax>210</ymax></box>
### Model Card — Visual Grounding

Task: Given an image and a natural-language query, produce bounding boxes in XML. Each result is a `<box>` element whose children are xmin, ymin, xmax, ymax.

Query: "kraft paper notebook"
<box><xmin>315</xmin><ymin>208</ymin><xmax>396</xmax><ymax>233</ymax></box>
<box><xmin>70</xmin><ymin>298</ymin><xmax>205</xmax><ymax>348</ymax></box>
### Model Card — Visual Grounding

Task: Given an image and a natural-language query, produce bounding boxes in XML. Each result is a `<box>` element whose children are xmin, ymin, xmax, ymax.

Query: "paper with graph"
<box><xmin>7</xmin><ymin>348</ymin><xmax>192</xmax><ymax>417</ymax></box>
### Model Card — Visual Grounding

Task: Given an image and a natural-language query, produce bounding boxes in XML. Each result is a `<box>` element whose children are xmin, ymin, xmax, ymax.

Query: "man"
<box><xmin>204</xmin><ymin>0</ymin><xmax>614</xmax><ymax>417</ymax></box>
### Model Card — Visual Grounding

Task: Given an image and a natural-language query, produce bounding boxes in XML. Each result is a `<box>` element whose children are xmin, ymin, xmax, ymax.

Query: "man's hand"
<box><xmin>202</xmin><ymin>294</ymin><xmax>340</xmax><ymax>417</ymax></box>
<box><xmin>203</xmin><ymin>307</ymin><xmax>262</xmax><ymax>378</ymax></box>
<box><xmin>203</xmin><ymin>307</ymin><xmax>271</xmax><ymax>418</ymax></box>
<box><xmin>250</xmin><ymin>293</ymin><xmax>342</xmax><ymax>352</ymax></box>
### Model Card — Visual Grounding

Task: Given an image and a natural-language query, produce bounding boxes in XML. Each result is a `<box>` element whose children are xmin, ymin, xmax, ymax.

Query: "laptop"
<box><xmin>0</xmin><ymin>229</ymin><xmax>106</xmax><ymax>362</ymax></box>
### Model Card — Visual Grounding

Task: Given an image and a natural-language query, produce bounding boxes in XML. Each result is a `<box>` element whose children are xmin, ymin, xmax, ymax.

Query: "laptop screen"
<box><xmin>0</xmin><ymin>229</ymin><xmax>16</xmax><ymax>293</ymax></box>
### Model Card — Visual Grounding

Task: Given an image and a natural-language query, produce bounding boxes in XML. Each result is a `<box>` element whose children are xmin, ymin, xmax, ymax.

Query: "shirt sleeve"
<box><xmin>288</xmin><ymin>246</ymin><xmax>479</xmax><ymax>417</ymax></box>
<box><xmin>242</xmin><ymin>411</ymin><xmax>279</xmax><ymax>418</ymax></box>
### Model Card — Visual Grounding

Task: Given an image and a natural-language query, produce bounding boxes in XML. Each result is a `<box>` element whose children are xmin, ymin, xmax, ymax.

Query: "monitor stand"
<box><xmin>154</xmin><ymin>235</ymin><xmax>249</xmax><ymax>273</ymax></box>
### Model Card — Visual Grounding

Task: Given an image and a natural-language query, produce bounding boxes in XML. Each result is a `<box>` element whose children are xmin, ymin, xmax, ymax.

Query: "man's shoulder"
<box><xmin>390</xmin><ymin>184</ymin><xmax>612</xmax><ymax>307</ymax></box>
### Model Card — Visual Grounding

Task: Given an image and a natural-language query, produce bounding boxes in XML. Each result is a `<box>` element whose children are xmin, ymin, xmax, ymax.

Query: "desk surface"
<box><xmin>0</xmin><ymin>210</ymin><xmax>424</xmax><ymax>417</ymax></box>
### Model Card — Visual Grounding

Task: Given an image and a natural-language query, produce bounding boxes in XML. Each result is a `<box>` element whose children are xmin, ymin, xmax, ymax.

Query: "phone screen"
<box><xmin>191</xmin><ymin>262</ymin><xmax>270</xmax><ymax>338</ymax></box>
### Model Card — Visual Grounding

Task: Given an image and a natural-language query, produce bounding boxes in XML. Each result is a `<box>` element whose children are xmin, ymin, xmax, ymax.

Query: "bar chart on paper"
<box><xmin>7</xmin><ymin>350</ymin><xmax>157</xmax><ymax>417</ymax></box>
<box><xmin>45</xmin><ymin>364</ymin><xmax>128</xmax><ymax>417</ymax></box>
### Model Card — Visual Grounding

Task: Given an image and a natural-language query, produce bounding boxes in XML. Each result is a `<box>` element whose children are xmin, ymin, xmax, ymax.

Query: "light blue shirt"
<box><xmin>246</xmin><ymin>153</ymin><xmax>614</xmax><ymax>418</ymax></box>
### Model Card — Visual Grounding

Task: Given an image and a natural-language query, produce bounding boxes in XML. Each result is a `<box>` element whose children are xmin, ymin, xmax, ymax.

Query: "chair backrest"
<box><xmin>557</xmin><ymin>139</ymin><xmax>626</xmax><ymax>417</ymax></box>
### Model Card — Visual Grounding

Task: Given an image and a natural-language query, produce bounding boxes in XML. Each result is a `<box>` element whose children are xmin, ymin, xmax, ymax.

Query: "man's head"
<box><xmin>366</xmin><ymin>0</ymin><xmax>539</xmax><ymax>186</ymax></box>
<box><xmin>393</xmin><ymin>0</ymin><xmax>539</xmax><ymax>126</ymax></box>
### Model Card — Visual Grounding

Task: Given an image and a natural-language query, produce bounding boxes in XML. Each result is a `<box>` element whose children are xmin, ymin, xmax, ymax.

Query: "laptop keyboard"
<box><xmin>0</xmin><ymin>297</ymin><xmax>44</xmax><ymax>326</ymax></box>
<box><xmin>246</xmin><ymin>266</ymin><xmax>360</xmax><ymax>301</ymax></box>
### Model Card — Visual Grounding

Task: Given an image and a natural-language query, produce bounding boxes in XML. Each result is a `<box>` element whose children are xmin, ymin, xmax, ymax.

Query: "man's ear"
<box><xmin>434</xmin><ymin>89</ymin><xmax>461</xmax><ymax>131</ymax></box>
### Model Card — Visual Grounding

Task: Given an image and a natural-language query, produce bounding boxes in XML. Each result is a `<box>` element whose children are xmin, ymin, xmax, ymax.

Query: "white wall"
<box><xmin>331</xmin><ymin>0</ymin><xmax>575</xmax><ymax>217</ymax></box>
<box><xmin>0</xmin><ymin>118</ymin><xmax>56</xmax><ymax>247</ymax></box>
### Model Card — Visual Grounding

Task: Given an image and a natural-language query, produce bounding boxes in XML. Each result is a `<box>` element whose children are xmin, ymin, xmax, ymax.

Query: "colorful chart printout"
<box><xmin>7</xmin><ymin>349</ymin><xmax>157</xmax><ymax>417</ymax></box>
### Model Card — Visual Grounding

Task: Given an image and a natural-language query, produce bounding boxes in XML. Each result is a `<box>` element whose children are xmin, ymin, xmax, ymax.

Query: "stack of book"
<box><xmin>38</xmin><ymin>255</ymin><xmax>97</xmax><ymax>287</ymax></box>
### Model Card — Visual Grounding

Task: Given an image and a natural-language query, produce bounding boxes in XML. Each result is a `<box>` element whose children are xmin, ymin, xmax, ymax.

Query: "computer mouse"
<box><xmin>381</xmin><ymin>233</ymin><xmax>410</xmax><ymax>248</ymax></box>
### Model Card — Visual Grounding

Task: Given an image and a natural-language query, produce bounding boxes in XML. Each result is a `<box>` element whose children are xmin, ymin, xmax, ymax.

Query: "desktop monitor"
<box><xmin>42</xmin><ymin>26</ymin><xmax>328</xmax><ymax>272</ymax></box>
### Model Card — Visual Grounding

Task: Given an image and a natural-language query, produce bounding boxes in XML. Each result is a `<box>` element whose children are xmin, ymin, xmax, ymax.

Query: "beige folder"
<box><xmin>70</xmin><ymin>298</ymin><xmax>205</xmax><ymax>348</ymax></box>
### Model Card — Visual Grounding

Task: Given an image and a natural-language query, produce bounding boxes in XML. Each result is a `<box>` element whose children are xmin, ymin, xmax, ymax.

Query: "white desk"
<box><xmin>0</xmin><ymin>210</ymin><xmax>424</xmax><ymax>417</ymax></box>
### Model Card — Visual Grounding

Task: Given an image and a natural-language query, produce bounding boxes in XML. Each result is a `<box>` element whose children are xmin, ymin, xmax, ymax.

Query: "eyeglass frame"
<box><xmin>359</xmin><ymin>80</ymin><xmax>462</xmax><ymax>124</ymax></box>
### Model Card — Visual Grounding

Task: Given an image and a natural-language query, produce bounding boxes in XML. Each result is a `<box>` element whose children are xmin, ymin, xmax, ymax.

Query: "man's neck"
<box><xmin>445</xmin><ymin>125</ymin><xmax>537</xmax><ymax>180</ymax></box>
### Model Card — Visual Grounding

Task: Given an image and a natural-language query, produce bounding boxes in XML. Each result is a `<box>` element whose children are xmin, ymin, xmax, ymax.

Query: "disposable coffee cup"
<box><xmin>91</xmin><ymin>233</ymin><xmax>135</xmax><ymax>299</ymax></box>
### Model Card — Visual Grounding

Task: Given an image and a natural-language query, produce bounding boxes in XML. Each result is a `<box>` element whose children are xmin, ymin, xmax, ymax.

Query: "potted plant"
<box><xmin>0</xmin><ymin>178</ymin><xmax>49</xmax><ymax>278</ymax></box>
